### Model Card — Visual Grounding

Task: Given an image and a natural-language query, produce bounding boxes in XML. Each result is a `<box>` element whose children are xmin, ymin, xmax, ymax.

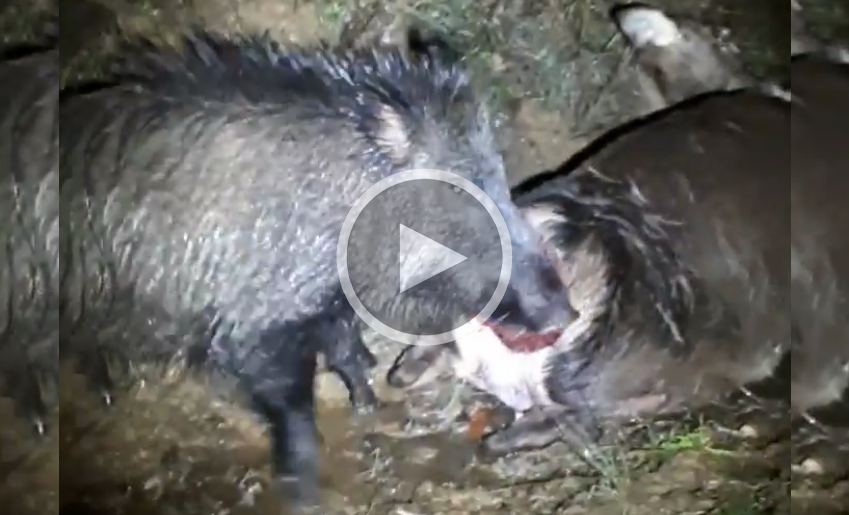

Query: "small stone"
<box><xmin>738</xmin><ymin>424</ymin><xmax>760</xmax><ymax>438</ymax></box>
<box><xmin>798</xmin><ymin>457</ymin><xmax>826</xmax><ymax>475</ymax></box>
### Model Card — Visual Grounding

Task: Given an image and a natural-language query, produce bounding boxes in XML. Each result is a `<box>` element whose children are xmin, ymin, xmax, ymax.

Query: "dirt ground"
<box><xmin>3</xmin><ymin>0</ymin><xmax>849</xmax><ymax>514</ymax></box>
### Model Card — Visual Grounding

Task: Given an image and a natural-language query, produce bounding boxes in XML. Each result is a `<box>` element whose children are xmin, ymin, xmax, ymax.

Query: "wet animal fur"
<box><xmin>427</xmin><ymin>89</ymin><xmax>790</xmax><ymax>457</ymax></box>
<box><xmin>58</xmin><ymin>30</ymin><xmax>475</xmax><ymax>508</ymax></box>
<box><xmin>58</xmin><ymin>27</ymin><xmax>577</xmax><ymax>509</ymax></box>
<box><xmin>439</xmin><ymin>168</ymin><xmax>701</xmax><ymax>416</ymax></box>
<box><xmin>463</xmin><ymin>151</ymin><xmax>787</xmax><ymax>422</ymax></box>
<box><xmin>788</xmin><ymin>51</ymin><xmax>849</xmax><ymax>419</ymax></box>
<box><xmin>0</xmin><ymin>46</ymin><xmax>59</xmax><ymax>435</ymax></box>
<box><xmin>393</xmin><ymin>92</ymin><xmax>790</xmax><ymax>433</ymax></box>
<box><xmin>610</xmin><ymin>0</ymin><xmax>849</xmax><ymax>426</ymax></box>
<box><xmin>393</xmin><ymin>2</ymin><xmax>847</xmax><ymax>459</ymax></box>
<box><xmin>0</xmin><ymin>36</ymin><xmax>60</xmax><ymax>515</ymax></box>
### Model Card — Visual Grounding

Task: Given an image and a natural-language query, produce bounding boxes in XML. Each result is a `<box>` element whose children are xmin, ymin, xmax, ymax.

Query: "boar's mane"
<box><xmin>104</xmin><ymin>29</ymin><xmax>485</xmax><ymax>165</ymax></box>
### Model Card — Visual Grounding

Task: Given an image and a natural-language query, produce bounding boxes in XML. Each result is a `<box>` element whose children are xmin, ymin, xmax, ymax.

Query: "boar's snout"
<box><xmin>488</xmin><ymin>255</ymin><xmax>576</xmax><ymax>350</ymax></box>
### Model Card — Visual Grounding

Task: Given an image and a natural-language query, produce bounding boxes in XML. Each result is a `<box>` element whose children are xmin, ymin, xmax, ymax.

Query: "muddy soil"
<box><xmin>53</xmin><ymin>359</ymin><xmax>805</xmax><ymax>515</ymax></box>
<box><xmin>5</xmin><ymin>1</ymin><xmax>849</xmax><ymax>514</ymax></box>
<box><xmin>47</xmin><ymin>332</ymin><xmax>849</xmax><ymax>515</ymax></box>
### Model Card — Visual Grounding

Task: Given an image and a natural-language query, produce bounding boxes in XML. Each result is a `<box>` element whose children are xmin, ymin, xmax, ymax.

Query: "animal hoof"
<box><xmin>352</xmin><ymin>396</ymin><xmax>384</xmax><ymax>417</ymax></box>
<box><xmin>275</xmin><ymin>474</ymin><xmax>320</xmax><ymax>514</ymax></box>
<box><xmin>349</xmin><ymin>384</ymin><xmax>383</xmax><ymax>416</ymax></box>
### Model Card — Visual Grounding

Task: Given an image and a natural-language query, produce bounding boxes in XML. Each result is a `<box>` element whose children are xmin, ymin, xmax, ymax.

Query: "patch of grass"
<box><xmin>312</xmin><ymin>0</ymin><xmax>632</xmax><ymax>135</ymax></box>
<box><xmin>545</xmin><ymin>417</ymin><xmax>731</xmax><ymax>498</ymax></box>
<box><xmin>59</xmin><ymin>0</ymin><xmax>808</xmax><ymax>137</ymax></box>
<box><xmin>311</xmin><ymin>0</ymin><xmax>798</xmax><ymax>139</ymax></box>
<box><xmin>805</xmin><ymin>0</ymin><xmax>849</xmax><ymax>43</ymax></box>
<box><xmin>646</xmin><ymin>423</ymin><xmax>741</xmax><ymax>460</ymax></box>
<box><xmin>655</xmin><ymin>427</ymin><xmax>712</xmax><ymax>453</ymax></box>
<box><xmin>0</xmin><ymin>0</ymin><xmax>54</xmax><ymax>46</ymax></box>
<box><xmin>312</xmin><ymin>0</ymin><xmax>352</xmax><ymax>28</ymax></box>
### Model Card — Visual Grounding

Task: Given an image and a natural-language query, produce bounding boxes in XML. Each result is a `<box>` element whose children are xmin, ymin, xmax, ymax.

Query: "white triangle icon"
<box><xmin>399</xmin><ymin>224</ymin><xmax>468</xmax><ymax>294</ymax></box>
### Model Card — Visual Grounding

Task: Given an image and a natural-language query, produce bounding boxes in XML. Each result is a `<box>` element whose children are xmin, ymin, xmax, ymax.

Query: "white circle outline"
<box><xmin>337</xmin><ymin>168</ymin><xmax>513</xmax><ymax>347</ymax></box>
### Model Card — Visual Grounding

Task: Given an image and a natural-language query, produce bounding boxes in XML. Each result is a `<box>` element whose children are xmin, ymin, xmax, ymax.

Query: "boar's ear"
<box><xmin>373</xmin><ymin>102</ymin><xmax>413</xmax><ymax>164</ymax></box>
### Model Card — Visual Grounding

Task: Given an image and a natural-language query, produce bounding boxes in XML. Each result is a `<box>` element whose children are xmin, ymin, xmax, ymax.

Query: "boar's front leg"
<box><xmin>237</xmin><ymin>323</ymin><xmax>323</xmax><ymax>511</ymax></box>
<box><xmin>236</xmin><ymin>301</ymin><xmax>381</xmax><ymax>511</ymax></box>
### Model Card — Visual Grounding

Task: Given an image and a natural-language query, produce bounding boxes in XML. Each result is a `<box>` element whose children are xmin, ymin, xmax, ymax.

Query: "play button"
<box><xmin>337</xmin><ymin>168</ymin><xmax>513</xmax><ymax>347</ymax></box>
<box><xmin>399</xmin><ymin>224</ymin><xmax>468</xmax><ymax>293</ymax></box>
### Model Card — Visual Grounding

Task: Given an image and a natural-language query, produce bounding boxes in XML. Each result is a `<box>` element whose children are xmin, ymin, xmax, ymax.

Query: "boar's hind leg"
<box><xmin>479</xmin><ymin>406</ymin><xmax>602</xmax><ymax>459</ymax></box>
<box><xmin>317</xmin><ymin>294</ymin><xmax>381</xmax><ymax>414</ymax></box>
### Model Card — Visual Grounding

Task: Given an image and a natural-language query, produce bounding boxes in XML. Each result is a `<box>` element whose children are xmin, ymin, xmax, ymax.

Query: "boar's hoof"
<box><xmin>275</xmin><ymin>474</ymin><xmax>321</xmax><ymax>514</ymax></box>
<box><xmin>351</xmin><ymin>390</ymin><xmax>384</xmax><ymax>416</ymax></box>
<box><xmin>334</xmin><ymin>367</ymin><xmax>381</xmax><ymax>415</ymax></box>
<box><xmin>326</xmin><ymin>353</ymin><xmax>381</xmax><ymax>414</ymax></box>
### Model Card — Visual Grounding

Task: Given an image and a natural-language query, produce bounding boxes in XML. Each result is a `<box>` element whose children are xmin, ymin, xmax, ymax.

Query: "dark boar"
<box><xmin>59</xmin><ymin>29</ymin><xmax>576</xmax><ymax>510</ymax></box>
